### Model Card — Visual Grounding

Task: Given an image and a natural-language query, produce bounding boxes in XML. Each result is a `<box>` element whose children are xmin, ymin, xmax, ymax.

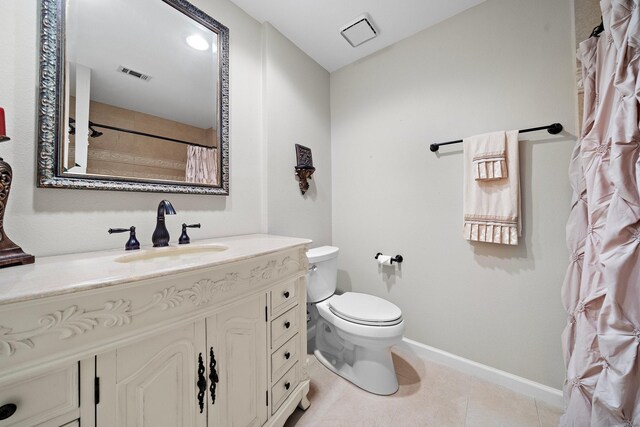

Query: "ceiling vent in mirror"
<box><xmin>340</xmin><ymin>14</ymin><xmax>377</xmax><ymax>47</ymax></box>
<box><xmin>117</xmin><ymin>66</ymin><xmax>152</xmax><ymax>82</ymax></box>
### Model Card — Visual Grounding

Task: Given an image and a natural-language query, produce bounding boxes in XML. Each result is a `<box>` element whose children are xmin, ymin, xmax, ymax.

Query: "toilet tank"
<box><xmin>306</xmin><ymin>246</ymin><xmax>339</xmax><ymax>303</ymax></box>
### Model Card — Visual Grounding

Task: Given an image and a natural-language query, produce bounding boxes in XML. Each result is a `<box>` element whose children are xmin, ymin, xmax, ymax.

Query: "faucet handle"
<box><xmin>179</xmin><ymin>223</ymin><xmax>201</xmax><ymax>245</ymax></box>
<box><xmin>109</xmin><ymin>226</ymin><xmax>141</xmax><ymax>251</ymax></box>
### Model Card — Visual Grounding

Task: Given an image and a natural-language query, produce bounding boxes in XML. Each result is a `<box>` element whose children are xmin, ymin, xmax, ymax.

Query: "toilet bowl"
<box><xmin>306</xmin><ymin>246</ymin><xmax>405</xmax><ymax>395</ymax></box>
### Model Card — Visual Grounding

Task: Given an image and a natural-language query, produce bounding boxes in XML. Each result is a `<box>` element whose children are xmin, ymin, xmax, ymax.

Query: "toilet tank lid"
<box><xmin>307</xmin><ymin>246</ymin><xmax>339</xmax><ymax>263</ymax></box>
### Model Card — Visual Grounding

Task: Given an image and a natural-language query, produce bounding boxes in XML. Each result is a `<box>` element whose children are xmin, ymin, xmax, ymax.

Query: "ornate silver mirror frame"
<box><xmin>36</xmin><ymin>0</ymin><xmax>230</xmax><ymax>195</ymax></box>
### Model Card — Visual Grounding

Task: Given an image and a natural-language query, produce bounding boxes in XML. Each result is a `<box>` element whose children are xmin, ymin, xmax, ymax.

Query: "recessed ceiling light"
<box><xmin>186</xmin><ymin>35</ymin><xmax>209</xmax><ymax>51</ymax></box>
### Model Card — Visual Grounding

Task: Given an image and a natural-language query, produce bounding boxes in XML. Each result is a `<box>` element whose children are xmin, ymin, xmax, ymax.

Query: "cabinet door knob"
<box><xmin>284</xmin><ymin>321</ymin><xmax>290</xmax><ymax>329</ymax></box>
<box><xmin>284</xmin><ymin>382</ymin><xmax>291</xmax><ymax>390</ymax></box>
<box><xmin>284</xmin><ymin>351</ymin><xmax>291</xmax><ymax>360</ymax></box>
<box><xmin>283</xmin><ymin>291</ymin><xmax>290</xmax><ymax>298</ymax></box>
<box><xmin>0</xmin><ymin>403</ymin><xmax>17</xmax><ymax>420</ymax></box>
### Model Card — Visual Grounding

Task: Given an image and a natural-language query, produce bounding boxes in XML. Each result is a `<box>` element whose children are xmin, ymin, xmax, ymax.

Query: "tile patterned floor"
<box><xmin>285</xmin><ymin>346</ymin><xmax>563</xmax><ymax>427</ymax></box>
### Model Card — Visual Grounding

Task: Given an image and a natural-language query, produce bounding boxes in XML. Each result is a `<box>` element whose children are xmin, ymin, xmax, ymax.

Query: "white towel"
<box><xmin>463</xmin><ymin>130</ymin><xmax>521</xmax><ymax>245</ymax></box>
<box><xmin>468</xmin><ymin>131</ymin><xmax>508</xmax><ymax>181</ymax></box>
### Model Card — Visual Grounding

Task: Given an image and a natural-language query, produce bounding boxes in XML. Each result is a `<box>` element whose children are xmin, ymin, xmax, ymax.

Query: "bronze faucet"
<box><xmin>152</xmin><ymin>200</ymin><xmax>176</xmax><ymax>247</ymax></box>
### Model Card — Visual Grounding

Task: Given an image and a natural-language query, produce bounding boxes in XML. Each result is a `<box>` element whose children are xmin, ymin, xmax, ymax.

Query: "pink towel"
<box><xmin>463</xmin><ymin>130</ymin><xmax>521</xmax><ymax>245</ymax></box>
<box><xmin>468</xmin><ymin>131</ymin><xmax>508</xmax><ymax>181</ymax></box>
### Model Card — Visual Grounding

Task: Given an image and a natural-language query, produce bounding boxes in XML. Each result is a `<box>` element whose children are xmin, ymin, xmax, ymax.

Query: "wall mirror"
<box><xmin>37</xmin><ymin>0</ymin><xmax>229</xmax><ymax>195</ymax></box>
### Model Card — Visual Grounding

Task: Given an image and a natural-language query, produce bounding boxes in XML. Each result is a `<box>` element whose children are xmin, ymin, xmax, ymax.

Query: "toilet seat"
<box><xmin>328</xmin><ymin>292</ymin><xmax>403</xmax><ymax>326</ymax></box>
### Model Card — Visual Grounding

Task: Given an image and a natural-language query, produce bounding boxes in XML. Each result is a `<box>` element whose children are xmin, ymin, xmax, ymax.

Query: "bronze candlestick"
<box><xmin>0</xmin><ymin>135</ymin><xmax>35</xmax><ymax>267</ymax></box>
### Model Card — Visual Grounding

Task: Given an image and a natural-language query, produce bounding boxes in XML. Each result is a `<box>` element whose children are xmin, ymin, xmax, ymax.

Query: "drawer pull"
<box><xmin>284</xmin><ymin>382</ymin><xmax>291</xmax><ymax>390</ymax></box>
<box><xmin>284</xmin><ymin>321</ymin><xmax>291</xmax><ymax>329</ymax></box>
<box><xmin>283</xmin><ymin>291</ymin><xmax>290</xmax><ymax>298</ymax></box>
<box><xmin>0</xmin><ymin>403</ymin><xmax>17</xmax><ymax>420</ymax></box>
<box><xmin>284</xmin><ymin>351</ymin><xmax>291</xmax><ymax>360</ymax></box>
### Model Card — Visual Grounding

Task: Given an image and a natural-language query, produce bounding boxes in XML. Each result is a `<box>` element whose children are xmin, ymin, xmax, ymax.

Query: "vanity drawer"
<box><xmin>271</xmin><ymin>280</ymin><xmax>297</xmax><ymax>315</ymax></box>
<box><xmin>0</xmin><ymin>364</ymin><xmax>78</xmax><ymax>427</ymax></box>
<box><xmin>271</xmin><ymin>334</ymin><xmax>299</xmax><ymax>382</ymax></box>
<box><xmin>271</xmin><ymin>305</ymin><xmax>299</xmax><ymax>349</ymax></box>
<box><xmin>271</xmin><ymin>363</ymin><xmax>299</xmax><ymax>415</ymax></box>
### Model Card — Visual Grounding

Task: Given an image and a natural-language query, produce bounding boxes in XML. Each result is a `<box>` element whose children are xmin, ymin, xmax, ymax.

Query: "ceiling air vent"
<box><xmin>340</xmin><ymin>14</ymin><xmax>378</xmax><ymax>47</ymax></box>
<box><xmin>117</xmin><ymin>66</ymin><xmax>152</xmax><ymax>81</ymax></box>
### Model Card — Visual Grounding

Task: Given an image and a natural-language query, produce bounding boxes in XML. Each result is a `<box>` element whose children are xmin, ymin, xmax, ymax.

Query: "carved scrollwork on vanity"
<box><xmin>0</xmin><ymin>300</ymin><xmax>132</xmax><ymax>356</ymax></box>
<box><xmin>0</xmin><ymin>254</ymin><xmax>301</xmax><ymax>357</ymax></box>
<box><xmin>135</xmin><ymin>256</ymin><xmax>298</xmax><ymax>313</ymax></box>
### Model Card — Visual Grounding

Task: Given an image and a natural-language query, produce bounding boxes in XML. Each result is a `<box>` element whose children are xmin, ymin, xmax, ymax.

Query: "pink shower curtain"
<box><xmin>562</xmin><ymin>0</ymin><xmax>640</xmax><ymax>425</ymax></box>
<box><xmin>186</xmin><ymin>146</ymin><xmax>218</xmax><ymax>185</ymax></box>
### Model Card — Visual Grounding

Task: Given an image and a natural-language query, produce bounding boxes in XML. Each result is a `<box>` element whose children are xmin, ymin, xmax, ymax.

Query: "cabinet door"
<box><xmin>207</xmin><ymin>294</ymin><xmax>268</xmax><ymax>427</ymax></box>
<box><xmin>97</xmin><ymin>322</ymin><xmax>207</xmax><ymax>427</ymax></box>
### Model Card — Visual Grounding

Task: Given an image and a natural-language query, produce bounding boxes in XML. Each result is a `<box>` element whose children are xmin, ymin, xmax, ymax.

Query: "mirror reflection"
<box><xmin>63</xmin><ymin>0</ymin><xmax>220</xmax><ymax>186</ymax></box>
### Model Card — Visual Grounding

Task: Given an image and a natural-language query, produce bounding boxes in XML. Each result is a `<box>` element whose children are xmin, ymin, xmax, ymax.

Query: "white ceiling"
<box><xmin>228</xmin><ymin>0</ymin><xmax>486</xmax><ymax>72</ymax></box>
<box><xmin>64</xmin><ymin>0</ymin><xmax>485</xmax><ymax>127</ymax></box>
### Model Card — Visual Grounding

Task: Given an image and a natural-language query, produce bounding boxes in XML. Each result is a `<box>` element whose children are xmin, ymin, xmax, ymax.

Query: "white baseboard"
<box><xmin>398</xmin><ymin>338</ymin><xmax>564</xmax><ymax>409</ymax></box>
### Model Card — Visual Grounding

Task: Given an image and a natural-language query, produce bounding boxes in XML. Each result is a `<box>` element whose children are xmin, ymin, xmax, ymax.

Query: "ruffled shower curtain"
<box><xmin>562</xmin><ymin>0</ymin><xmax>640</xmax><ymax>425</ymax></box>
<box><xmin>186</xmin><ymin>146</ymin><xmax>218</xmax><ymax>185</ymax></box>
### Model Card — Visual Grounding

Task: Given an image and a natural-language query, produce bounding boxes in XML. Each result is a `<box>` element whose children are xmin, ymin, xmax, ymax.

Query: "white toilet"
<box><xmin>306</xmin><ymin>246</ymin><xmax>405</xmax><ymax>395</ymax></box>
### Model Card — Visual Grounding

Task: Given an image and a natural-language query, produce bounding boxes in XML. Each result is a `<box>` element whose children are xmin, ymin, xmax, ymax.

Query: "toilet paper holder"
<box><xmin>375</xmin><ymin>253</ymin><xmax>403</xmax><ymax>264</ymax></box>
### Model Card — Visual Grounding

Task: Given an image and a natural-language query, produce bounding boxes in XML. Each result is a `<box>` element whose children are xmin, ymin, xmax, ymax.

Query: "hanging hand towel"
<box><xmin>469</xmin><ymin>131</ymin><xmax>508</xmax><ymax>180</ymax></box>
<box><xmin>463</xmin><ymin>130</ymin><xmax>521</xmax><ymax>245</ymax></box>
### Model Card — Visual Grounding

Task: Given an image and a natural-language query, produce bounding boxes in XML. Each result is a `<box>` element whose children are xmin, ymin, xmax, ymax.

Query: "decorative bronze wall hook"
<box><xmin>294</xmin><ymin>144</ymin><xmax>315</xmax><ymax>195</ymax></box>
<box><xmin>295</xmin><ymin>166</ymin><xmax>315</xmax><ymax>194</ymax></box>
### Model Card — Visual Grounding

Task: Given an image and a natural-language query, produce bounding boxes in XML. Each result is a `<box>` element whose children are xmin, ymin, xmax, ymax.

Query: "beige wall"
<box><xmin>574</xmin><ymin>0</ymin><xmax>601</xmax><ymax>127</ymax></box>
<box><xmin>0</xmin><ymin>0</ymin><xmax>331</xmax><ymax>256</ymax></box>
<box><xmin>331</xmin><ymin>0</ymin><xmax>577</xmax><ymax>389</ymax></box>
<box><xmin>264</xmin><ymin>24</ymin><xmax>332</xmax><ymax>247</ymax></box>
<box><xmin>69</xmin><ymin>98</ymin><xmax>193</xmax><ymax>182</ymax></box>
<box><xmin>574</xmin><ymin>0</ymin><xmax>602</xmax><ymax>47</ymax></box>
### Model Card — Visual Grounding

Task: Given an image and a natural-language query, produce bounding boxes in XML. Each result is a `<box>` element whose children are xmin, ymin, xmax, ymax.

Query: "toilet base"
<box><xmin>314</xmin><ymin>346</ymin><xmax>399</xmax><ymax>395</ymax></box>
<box><xmin>313</xmin><ymin>317</ymin><xmax>399</xmax><ymax>395</ymax></box>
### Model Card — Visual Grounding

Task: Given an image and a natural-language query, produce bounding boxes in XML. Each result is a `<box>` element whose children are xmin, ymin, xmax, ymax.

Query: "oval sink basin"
<box><xmin>115</xmin><ymin>244</ymin><xmax>228</xmax><ymax>263</ymax></box>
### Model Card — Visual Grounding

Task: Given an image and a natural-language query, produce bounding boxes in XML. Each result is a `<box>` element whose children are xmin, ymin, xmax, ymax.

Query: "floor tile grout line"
<box><xmin>535</xmin><ymin>398</ymin><xmax>542</xmax><ymax>427</ymax></box>
<box><xmin>463</xmin><ymin>396</ymin><xmax>470</xmax><ymax>427</ymax></box>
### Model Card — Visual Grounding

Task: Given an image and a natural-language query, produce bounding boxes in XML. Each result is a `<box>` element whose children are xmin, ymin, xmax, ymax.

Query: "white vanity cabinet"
<box><xmin>0</xmin><ymin>363</ymin><xmax>80</xmax><ymax>426</ymax></box>
<box><xmin>206</xmin><ymin>293</ymin><xmax>268</xmax><ymax>427</ymax></box>
<box><xmin>97</xmin><ymin>294</ymin><xmax>269</xmax><ymax>427</ymax></box>
<box><xmin>0</xmin><ymin>235</ymin><xmax>310</xmax><ymax>427</ymax></box>
<box><xmin>96</xmin><ymin>322</ymin><xmax>206</xmax><ymax>426</ymax></box>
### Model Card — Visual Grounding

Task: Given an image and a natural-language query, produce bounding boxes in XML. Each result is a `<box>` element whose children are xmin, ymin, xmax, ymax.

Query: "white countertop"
<box><xmin>0</xmin><ymin>234</ymin><xmax>311</xmax><ymax>306</ymax></box>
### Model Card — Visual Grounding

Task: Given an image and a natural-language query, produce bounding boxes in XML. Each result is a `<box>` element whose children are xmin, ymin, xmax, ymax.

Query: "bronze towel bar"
<box><xmin>429</xmin><ymin>123</ymin><xmax>563</xmax><ymax>152</ymax></box>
